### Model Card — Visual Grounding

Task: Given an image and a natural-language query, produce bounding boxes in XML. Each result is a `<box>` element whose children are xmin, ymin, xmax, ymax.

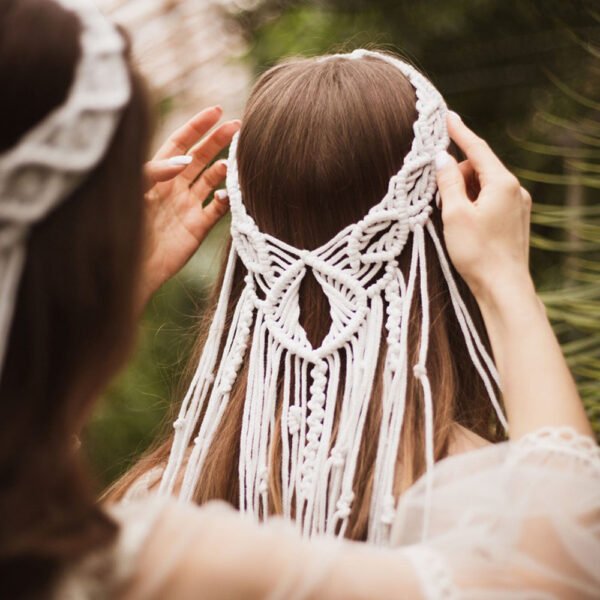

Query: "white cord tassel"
<box><xmin>159</xmin><ymin>247</ymin><xmax>240</xmax><ymax>496</ymax></box>
<box><xmin>413</xmin><ymin>225</ymin><xmax>435</xmax><ymax>541</ymax></box>
<box><xmin>180</xmin><ymin>284</ymin><xmax>255</xmax><ymax>501</ymax></box>
<box><xmin>370</xmin><ymin>236</ymin><xmax>418</xmax><ymax>544</ymax></box>
<box><xmin>426</xmin><ymin>222</ymin><xmax>507</xmax><ymax>430</ymax></box>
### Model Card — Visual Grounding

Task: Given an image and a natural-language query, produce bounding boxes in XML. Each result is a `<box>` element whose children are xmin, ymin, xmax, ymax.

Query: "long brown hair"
<box><xmin>0</xmin><ymin>0</ymin><xmax>151</xmax><ymax>596</ymax></box>
<box><xmin>111</xmin><ymin>54</ymin><xmax>503</xmax><ymax>540</ymax></box>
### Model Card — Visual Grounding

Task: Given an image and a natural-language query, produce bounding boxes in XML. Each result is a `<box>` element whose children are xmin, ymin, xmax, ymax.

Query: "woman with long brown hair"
<box><xmin>114</xmin><ymin>54</ymin><xmax>508</xmax><ymax>540</ymax></box>
<box><xmin>1</xmin><ymin>0</ymin><xmax>598</xmax><ymax>598</ymax></box>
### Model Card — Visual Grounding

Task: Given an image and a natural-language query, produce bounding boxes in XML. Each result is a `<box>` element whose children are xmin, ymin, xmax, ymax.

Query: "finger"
<box><xmin>153</xmin><ymin>106</ymin><xmax>223</xmax><ymax>160</ymax></box>
<box><xmin>197</xmin><ymin>190</ymin><xmax>230</xmax><ymax>239</ymax></box>
<box><xmin>435</xmin><ymin>151</ymin><xmax>470</xmax><ymax>217</ymax></box>
<box><xmin>447</xmin><ymin>112</ymin><xmax>507</xmax><ymax>184</ymax></box>
<box><xmin>190</xmin><ymin>159</ymin><xmax>228</xmax><ymax>202</ymax></box>
<box><xmin>143</xmin><ymin>156</ymin><xmax>192</xmax><ymax>191</ymax></box>
<box><xmin>180</xmin><ymin>120</ymin><xmax>241</xmax><ymax>184</ymax></box>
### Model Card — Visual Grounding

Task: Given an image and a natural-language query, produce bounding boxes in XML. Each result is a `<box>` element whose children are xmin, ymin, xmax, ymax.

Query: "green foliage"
<box><xmin>85</xmin><ymin>220</ymin><xmax>229</xmax><ymax>486</ymax></box>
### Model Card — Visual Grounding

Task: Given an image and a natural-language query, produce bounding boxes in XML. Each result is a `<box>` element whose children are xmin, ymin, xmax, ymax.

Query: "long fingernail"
<box><xmin>434</xmin><ymin>150</ymin><xmax>452</xmax><ymax>170</ymax></box>
<box><xmin>214</xmin><ymin>189</ymin><xmax>228</xmax><ymax>203</ymax></box>
<box><xmin>214</xmin><ymin>105</ymin><xmax>223</xmax><ymax>113</ymax></box>
<box><xmin>448</xmin><ymin>110</ymin><xmax>462</xmax><ymax>123</ymax></box>
<box><xmin>168</xmin><ymin>155</ymin><xmax>192</xmax><ymax>165</ymax></box>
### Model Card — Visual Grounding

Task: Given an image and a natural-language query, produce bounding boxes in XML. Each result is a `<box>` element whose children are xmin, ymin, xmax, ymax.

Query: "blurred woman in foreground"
<box><xmin>0</xmin><ymin>0</ymin><xmax>598</xmax><ymax>598</ymax></box>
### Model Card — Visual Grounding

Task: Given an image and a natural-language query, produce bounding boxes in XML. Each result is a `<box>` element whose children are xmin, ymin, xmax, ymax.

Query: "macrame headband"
<box><xmin>160</xmin><ymin>49</ymin><xmax>507</xmax><ymax>544</ymax></box>
<box><xmin>0</xmin><ymin>0</ymin><xmax>130</xmax><ymax>380</ymax></box>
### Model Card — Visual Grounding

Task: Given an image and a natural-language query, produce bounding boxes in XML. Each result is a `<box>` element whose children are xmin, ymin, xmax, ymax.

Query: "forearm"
<box><xmin>476</xmin><ymin>273</ymin><xmax>592</xmax><ymax>438</ymax></box>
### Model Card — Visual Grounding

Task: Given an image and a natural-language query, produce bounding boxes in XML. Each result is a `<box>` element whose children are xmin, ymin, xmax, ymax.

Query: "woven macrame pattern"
<box><xmin>160</xmin><ymin>49</ymin><xmax>507</xmax><ymax>545</ymax></box>
<box><xmin>0</xmin><ymin>0</ymin><xmax>130</xmax><ymax>379</ymax></box>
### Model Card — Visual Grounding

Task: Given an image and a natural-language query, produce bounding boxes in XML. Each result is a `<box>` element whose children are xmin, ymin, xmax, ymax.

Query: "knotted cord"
<box><xmin>160</xmin><ymin>49</ymin><xmax>506</xmax><ymax>544</ymax></box>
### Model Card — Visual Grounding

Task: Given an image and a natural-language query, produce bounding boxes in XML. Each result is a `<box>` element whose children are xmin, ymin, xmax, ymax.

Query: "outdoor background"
<box><xmin>87</xmin><ymin>0</ymin><xmax>600</xmax><ymax>487</ymax></box>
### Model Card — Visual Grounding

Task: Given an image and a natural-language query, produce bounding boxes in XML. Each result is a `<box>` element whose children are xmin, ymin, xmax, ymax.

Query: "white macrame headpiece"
<box><xmin>160</xmin><ymin>49</ymin><xmax>507</xmax><ymax>544</ymax></box>
<box><xmin>0</xmin><ymin>0</ymin><xmax>130</xmax><ymax>380</ymax></box>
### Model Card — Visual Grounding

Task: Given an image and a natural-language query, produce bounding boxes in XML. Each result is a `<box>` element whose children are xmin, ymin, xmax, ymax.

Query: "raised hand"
<box><xmin>436</xmin><ymin>112</ymin><xmax>592</xmax><ymax>438</ymax></box>
<box><xmin>435</xmin><ymin>111</ymin><xmax>532</xmax><ymax>301</ymax></box>
<box><xmin>141</xmin><ymin>106</ymin><xmax>240</xmax><ymax>305</ymax></box>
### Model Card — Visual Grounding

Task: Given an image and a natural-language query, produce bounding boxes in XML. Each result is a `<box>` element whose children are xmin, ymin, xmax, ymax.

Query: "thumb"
<box><xmin>144</xmin><ymin>156</ymin><xmax>192</xmax><ymax>191</ymax></box>
<box><xmin>435</xmin><ymin>151</ymin><xmax>469</xmax><ymax>213</ymax></box>
<box><xmin>197</xmin><ymin>189</ymin><xmax>230</xmax><ymax>239</ymax></box>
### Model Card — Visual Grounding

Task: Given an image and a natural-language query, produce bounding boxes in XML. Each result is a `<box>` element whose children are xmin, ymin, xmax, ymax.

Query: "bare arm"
<box><xmin>436</xmin><ymin>112</ymin><xmax>592</xmax><ymax>438</ymax></box>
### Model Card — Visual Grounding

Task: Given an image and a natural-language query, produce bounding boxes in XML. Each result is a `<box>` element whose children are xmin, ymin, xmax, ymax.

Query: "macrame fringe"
<box><xmin>159</xmin><ymin>49</ymin><xmax>507</xmax><ymax>546</ymax></box>
<box><xmin>159</xmin><ymin>222</ymin><xmax>504</xmax><ymax>542</ymax></box>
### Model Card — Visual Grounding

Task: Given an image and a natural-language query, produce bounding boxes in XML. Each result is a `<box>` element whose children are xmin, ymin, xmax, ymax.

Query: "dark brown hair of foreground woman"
<box><xmin>0</xmin><ymin>0</ymin><xmax>151</xmax><ymax>596</ymax></box>
<box><xmin>110</xmin><ymin>57</ymin><xmax>504</xmax><ymax>537</ymax></box>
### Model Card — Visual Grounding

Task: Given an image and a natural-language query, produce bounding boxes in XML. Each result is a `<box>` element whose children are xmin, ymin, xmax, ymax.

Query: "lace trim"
<box><xmin>405</xmin><ymin>545</ymin><xmax>458</xmax><ymax>600</ymax></box>
<box><xmin>513</xmin><ymin>426</ymin><xmax>600</xmax><ymax>473</ymax></box>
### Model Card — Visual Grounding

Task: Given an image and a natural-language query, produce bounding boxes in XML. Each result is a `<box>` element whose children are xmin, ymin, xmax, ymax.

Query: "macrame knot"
<box><xmin>334</xmin><ymin>492</ymin><xmax>355</xmax><ymax>520</ymax></box>
<box><xmin>387</xmin><ymin>299</ymin><xmax>403</xmax><ymax>320</ymax></box>
<box><xmin>413</xmin><ymin>363</ymin><xmax>428</xmax><ymax>380</ymax></box>
<box><xmin>173</xmin><ymin>417</ymin><xmax>185</xmax><ymax>430</ymax></box>
<box><xmin>299</xmin><ymin>249</ymin><xmax>311</xmax><ymax>265</ymax></box>
<box><xmin>287</xmin><ymin>405</ymin><xmax>302</xmax><ymax>435</ymax></box>
<box><xmin>311</xmin><ymin>360</ymin><xmax>328</xmax><ymax>380</ymax></box>
<box><xmin>220</xmin><ymin>380</ymin><xmax>233</xmax><ymax>394</ymax></box>
<box><xmin>330</xmin><ymin>446</ymin><xmax>346</xmax><ymax>468</ymax></box>
<box><xmin>408</xmin><ymin>207</ymin><xmax>432</xmax><ymax>231</ymax></box>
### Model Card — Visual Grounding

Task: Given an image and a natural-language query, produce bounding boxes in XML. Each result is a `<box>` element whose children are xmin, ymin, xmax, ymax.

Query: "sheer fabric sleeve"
<box><xmin>119</xmin><ymin>427</ymin><xmax>600</xmax><ymax>599</ymax></box>
<box><xmin>392</xmin><ymin>427</ymin><xmax>600</xmax><ymax>599</ymax></box>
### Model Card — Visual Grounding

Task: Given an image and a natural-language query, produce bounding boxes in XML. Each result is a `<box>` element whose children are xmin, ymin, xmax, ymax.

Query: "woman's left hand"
<box><xmin>141</xmin><ymin>106</ymin><xmax>240</xmax><ymax>305</ymax></box>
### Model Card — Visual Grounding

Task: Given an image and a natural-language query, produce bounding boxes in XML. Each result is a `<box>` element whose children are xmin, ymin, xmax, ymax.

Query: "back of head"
<box><xmin>239</xmin><ymin>56</ymin><xmax>417</xmax><ymax>248</ymax></box>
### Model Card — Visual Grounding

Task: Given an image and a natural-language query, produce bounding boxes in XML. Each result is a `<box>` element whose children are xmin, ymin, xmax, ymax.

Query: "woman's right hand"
<box><xmin>435</xmin><ymin>111</ymin><xmax>533</xmax><ymax>301</ymax></box>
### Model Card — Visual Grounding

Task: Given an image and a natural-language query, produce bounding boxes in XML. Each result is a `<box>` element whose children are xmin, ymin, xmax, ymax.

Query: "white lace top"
<box><xmin>57</xmin><ymin>427</ymin><xmax>600</xmax><ymax>599</ymax></box>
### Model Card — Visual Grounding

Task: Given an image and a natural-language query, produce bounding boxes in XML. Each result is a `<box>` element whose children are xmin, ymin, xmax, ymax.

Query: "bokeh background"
<box><xmin>87</xmin><ymin>0</ymin><xmax>600</xmax><ymax>487</ymax></box>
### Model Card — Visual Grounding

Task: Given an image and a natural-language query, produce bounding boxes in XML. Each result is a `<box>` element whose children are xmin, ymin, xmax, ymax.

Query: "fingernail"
<box><xmin>218</xmin><ymin>159</ymin><xmax>228</xmax><ymax>170</ymax></box>
<box><xmin>434</xmin><ymin>150</ymin><xmax>452</xmax><ymax>170</ymax></box>
<box><xmin>214</xmin><ymin>189</ymin><xmax>228</xmax><ymax>203</ymax></box>
<box><xmin>448</xmin><ymin>110</ymin><xmax>462</xmax><ymax>123</ymax></box>
<box><xmin>214</xmin><ymin>105</ymin><xmax>223</xmax><ymax>113</ymax></box>
<box><xmin>167</xmin><ymin>155</ymin><xmax>192</xmax><ymax>165</ymax></box>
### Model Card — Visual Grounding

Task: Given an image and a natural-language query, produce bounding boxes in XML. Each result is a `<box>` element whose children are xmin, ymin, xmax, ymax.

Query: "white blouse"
<box><xmin>57</xmin><ymin>427</ymin><xmax>600</xmax><ymax>599</ymax></box>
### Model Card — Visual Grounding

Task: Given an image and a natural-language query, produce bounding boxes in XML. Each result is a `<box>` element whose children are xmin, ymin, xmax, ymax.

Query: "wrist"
<box><xmin>473</xmin><ymin>268</ymin><xmax>538</xmax><ymax>315</ymax></box>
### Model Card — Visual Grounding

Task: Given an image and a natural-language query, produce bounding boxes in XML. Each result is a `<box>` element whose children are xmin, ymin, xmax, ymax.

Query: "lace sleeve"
<box><xmin>118</xmin><ymin>427</ymin><xmax>599</xmax><ymax>599</ymax></box>
<box><xmin>392</xmin><ymin>427</ymin><xmax>600</xmax><ymax>599</ymax></box>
